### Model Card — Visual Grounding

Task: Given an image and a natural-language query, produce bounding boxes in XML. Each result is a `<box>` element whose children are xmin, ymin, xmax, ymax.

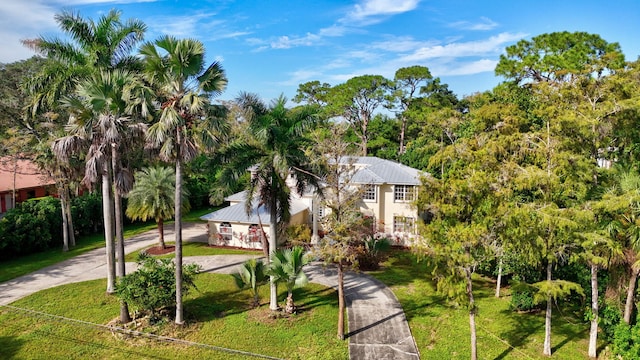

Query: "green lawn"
<box><xmin>368</xmin><ymin>250</ymin><xmax>594</xmax><ymax>359</ymax></box>
<box><xmin>125</xmin><ymin>241</ymin><xmax>262</xmax><ymax>262</ymax></box>
<box><xmin>0</xmin><ymin>274</ymin><xmax>347</xmax><ymax>359</ymax></box>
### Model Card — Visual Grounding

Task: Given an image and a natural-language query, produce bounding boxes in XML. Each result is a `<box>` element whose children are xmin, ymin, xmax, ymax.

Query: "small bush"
<box><xmin>71</xmin><ymin>193</ymin><xmax>103</xmax><ymax>236</ymax></box>
<box><xmin>285</xmin><ymin>224</ymin><xmax>312</xmax><ymax>246</ymax></box>
<box><xmin>509</xmin><ymin>285</ymin><xmax>541</xmax><ymax>312</ymax></box>
<box><xmin>115</xmin><ymin>253</ymin><xmax>201</xmax><ymax>319</ymax></box>
<box><xmin>355</xmin><ymin>236</ymin><xmax>391</xmax><ymax>271</ymax></box>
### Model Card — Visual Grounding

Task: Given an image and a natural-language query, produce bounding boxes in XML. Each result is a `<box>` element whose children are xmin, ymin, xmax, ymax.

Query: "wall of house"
<box><xmin>207</xmin><ymin>221</ymin><xmax>266</xmax><ymax>250</ymax></box>
<box><xmin>358</xmin><ymin>183</ymin><xmax>418</xmax><ymax>246</ymax></box>
<box><xmin>206</xmin><ymin>209</ymin><xmax>309</xmax><ymax>250</ymax></box>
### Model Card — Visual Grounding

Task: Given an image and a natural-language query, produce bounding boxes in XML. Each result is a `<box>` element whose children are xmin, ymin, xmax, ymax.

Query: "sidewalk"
<box><xmin>0</xmin><ymin>223</ymin><xmax>420</xmax><ymax>359</ymax></box>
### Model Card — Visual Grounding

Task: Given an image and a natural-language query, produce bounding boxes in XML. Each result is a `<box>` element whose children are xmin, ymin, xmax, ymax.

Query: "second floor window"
<box><xmin>394</xmin><ymin>185</ymin><xmax>415</xmax><ymax>202</ymax></box>
<box><xmin>362</xmin><ymin>184</ymin><xmax>376</xmax><ymax>201</ymax></box>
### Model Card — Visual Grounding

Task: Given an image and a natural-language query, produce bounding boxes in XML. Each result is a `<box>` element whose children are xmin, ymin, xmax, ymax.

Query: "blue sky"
<box><xmin>1</xmin><ymin>0</ymin><xmax>639</xmax><ymax>104</ymax></box>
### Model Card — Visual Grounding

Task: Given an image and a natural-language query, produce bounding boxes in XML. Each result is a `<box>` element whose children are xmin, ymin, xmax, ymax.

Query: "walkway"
<box><xmin>0</xmin><ymin>223</ymin><xmax>420</xmax><ymax>359</ymax></box>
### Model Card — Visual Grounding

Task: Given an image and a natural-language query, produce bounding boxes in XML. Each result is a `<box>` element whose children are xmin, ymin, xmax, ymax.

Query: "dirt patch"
<box><xmin>145</xmin><ymin>245</ymin><xmax>175</xmax><ymax>255</ymax></box>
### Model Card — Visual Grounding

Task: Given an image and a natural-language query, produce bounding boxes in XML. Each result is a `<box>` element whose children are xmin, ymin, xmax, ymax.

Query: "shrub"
<box><xmin>232</xmin><ymin>258</ymin><xmax>267</xmax><ymax>307</ymax></box>
<box><xmin>115</xmin><ymin>253</ymin><xmax>201</xmax><ymax>319</ymax></box>
<box><xmin>355</xmin><ymin>236</ymin><xmax>391</xmax><ymax>271</ymax></box>
<box><xmin>509</xmin><ymin>283</ymin><xmax>541</xmax><ymax>312</ymax></box>
<box><xmin>71</xmin><ymin>193</ymin><xmax>103</xmax><ymax>236</ymax></box>
<box><xmin>285</xmin><ymin>224</ymin><xmax>311</xmax><ymax>246</ymax></box>
<box><xmin>0</xmin><ymin>196</ymin><xmax>62</xmax><ymax>258</ymax></box>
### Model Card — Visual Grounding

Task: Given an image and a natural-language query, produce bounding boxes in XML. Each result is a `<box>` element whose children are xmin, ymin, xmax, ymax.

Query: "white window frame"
<box><xmin>393</xmin><ymin>216</ymin><xmax>416</xmax><ymax>234</ymax></box>
<box><xmin>362</xmin><ymin>184</ymin><xmax>377</xmax><ymax>202</ymax></box>
<box><xmin>247</xmin><ymin>224</ymin><xmax>262</xmax><ymax>243</ymax></box>
<box><xmin>219</xmin><ymin>222</ymin><xmax>233</xmax><ymax>241</ymax></box>
<box><xmin>394</xmin><ymin>185</ymin><xmax>416</xmax><ymax>202</ymax></box>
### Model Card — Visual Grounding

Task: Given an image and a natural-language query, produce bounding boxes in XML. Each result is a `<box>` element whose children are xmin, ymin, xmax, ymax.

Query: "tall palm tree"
<box><xmin>126</xmin><ymin>166</ymin><xmax>190</xmax><ymax>249</ymax></box>
<box><xmin>53</xmin><ymin>69</ymin><xmax>149</xmax><ymax>323</ymax></box>
<box><xmin>23</xmin><ymin>9</ymin><xmax>146</xmax><ymax>116</ymax></box>
<box><xmin>219</xmin><ymin>94</ymin><xmax>321</xmax><ymax>311</ymax></box>
<box><xmin>24</xmin><ymin>11</ymin><xmax>147</xmax><ymax>276</ymax></box>
<box><xmin>140</xmin><ymin>35</ymin><xmax>228</xmax><ymax>325</ymax></box>
<box><xmin>267</xmin><ymin>246</ymin><xmax>310</xmax><ymax>313</ymax></box>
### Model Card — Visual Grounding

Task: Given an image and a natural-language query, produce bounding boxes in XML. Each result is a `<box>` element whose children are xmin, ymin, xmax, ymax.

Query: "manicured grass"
<box><xmin>125</xmin><ymin>241</ymin><xmax>263</xmax><ymax>262</ymax></box>
<box><xmin>369</xmin><ymin>250</ymin><xmax>595</xmax><ymax>359</ymax></box>
<box><xmin>0</xmin><ymin>274</ymin><xmax>347</xmax><ymax>359</ymax></box>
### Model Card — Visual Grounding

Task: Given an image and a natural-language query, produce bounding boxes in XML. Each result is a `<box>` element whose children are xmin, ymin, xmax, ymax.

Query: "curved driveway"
<box><xmin>0</xmin><ymin>223</ymin><xmax>419</xmax><ymax>359</ymax></box>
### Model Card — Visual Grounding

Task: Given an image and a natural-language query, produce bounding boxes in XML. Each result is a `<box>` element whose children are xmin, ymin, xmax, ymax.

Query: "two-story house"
<box><xmin>200</xmin><ymin>156</ymin><xmax>424</xmax><ymax>248</ymax></box>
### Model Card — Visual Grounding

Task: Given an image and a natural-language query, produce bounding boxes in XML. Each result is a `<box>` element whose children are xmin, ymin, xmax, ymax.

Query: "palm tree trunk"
<box><xmin>102</xmin><ymin>168</ymin><xmax>116</xmax><ymax>294</ymax></box>
<box><xmin>337</xmin><ymin>262</ymin><xmax>345</xmax><ymax>340</ymax></box>
<box><xmin>65</xmin><ymin>186</ymin><xmax>75</xmax><ymax>247</ymax></box>
<box><xmin>158</xmin><ymin>217</ymin><xmax>165</xmax><ymax>249</ymax></box>
<box><xmin>624</xmin><ymin>267</ymin><xmax>639</xmax><ymax>324</ymax></box>
<box><xmin>58</xmin><ymin>183</ymin><xmax>69</xmax><ymax>252</ymax></box>
<box><xmin>543</xmin><ymin>262</ymin><xmax>553</xmax><ymax>356</ymax></box>
<box><xmin>175</xmin><ymin>143</ymin><xmax>184</xmax><ymax>325</ymax></box>
<box><xmin>269</xmin><ymin>196</ymin><xmax>279</xmax><ymax>311</ymax></box>
<box><xmin>589</xmin><ymin>264</ymin><xmax>598</xmax><ymax>358</ymax></box>
<box><xmin>112</xmin><ymin>146</ymin><xmax>131</xmax><ymax>323</ymax></box>
<box><xmin>496</xmin><ymin>256</ymin><xmax>503</xmax><ymax>298</ymax></box>
<box><xmin>285</xmin><ymin>291</ymin><xmax>295</xmax><ymax>314</ymax></box>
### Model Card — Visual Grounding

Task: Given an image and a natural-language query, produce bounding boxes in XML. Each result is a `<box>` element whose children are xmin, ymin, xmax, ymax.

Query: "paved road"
<box><xmin>0</xmin><ymin>222</ymin><xmax>420</xmax><ymax>359</ymax></box>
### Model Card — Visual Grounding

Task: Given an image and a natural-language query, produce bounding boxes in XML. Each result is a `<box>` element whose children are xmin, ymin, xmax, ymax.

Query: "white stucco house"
<box><xmin>200</xmin><ymin>156</ymin><xmax>424</xmax><ymax>249</ymax></box>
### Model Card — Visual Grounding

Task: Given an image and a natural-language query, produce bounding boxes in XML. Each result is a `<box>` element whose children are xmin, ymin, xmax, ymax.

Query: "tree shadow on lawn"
<box><xmin>292</xmin><ymin>286</ymin><xmax>337</xmax><ymax>312</ymax></box>
<box><xmin>0</xmin><ymin>335</ymin><xmax>24</xmax><ymax>359</ymax></box>
<box><xmin>184</xmin><ymin>288</ymin><xmax>249</xmax><ymax>322</ymax></box>
<box><xmin>493</xmin><ymin>305</ymin><xmax>587</xmax><ymax>359</ymax></box>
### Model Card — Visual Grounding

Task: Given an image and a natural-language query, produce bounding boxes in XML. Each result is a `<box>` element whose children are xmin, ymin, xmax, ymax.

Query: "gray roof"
<box><xmin>200</xmin><ymin>199</ymin><xmax>308</xmax><ymax>224</ymax></box>
<box><xmin>224</xmin><ymin>190</ymin><xmax>247</xmax><ymax>202</ymax></box>
<box><xmin>344</xmin><ymin>156</ymin><xmax>422</xmax><ymax>185</ymax></box>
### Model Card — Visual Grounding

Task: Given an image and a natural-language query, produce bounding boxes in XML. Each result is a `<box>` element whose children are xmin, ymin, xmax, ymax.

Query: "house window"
<box><xmin>247</xmin><ymin>224</ymin><xmax>262</xmax><ymax>242</ymax></box>
<box><xmin>394</xmin><ymin>185</ymin><xmax>415</xmax><ymax>202</ymax></box>
<box><xmin>219</xmin><ymin>222</ymin><xmax>232</xmax><ymax>241</ymax></box>
<box><xmin>362</xmin><ymin>184</ymin><xmax>376</xmax><ymax>201</ymax></box>
<box><xmin>393</xmin><ymin>216</ymin><xmax>415</xmax><ymax>234</ymax></box>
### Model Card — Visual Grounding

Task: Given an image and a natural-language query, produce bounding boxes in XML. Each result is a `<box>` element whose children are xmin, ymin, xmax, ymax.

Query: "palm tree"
<box><xmin>126</xmin><ymin>166</ymin><xmax>190</xmax><ymax>249</ymax></box>
<box><xmin>232</xmin><ymin>258</ymin><xmax>268</xmax><ymax>308</ymax></box>
<box><xmin>140</xmin><ymin>35</ymin><xmax>228</xmax><ymax>325</ymax></box>
<box><xmin>219</xmin><ymin>94</ymin><xmax>321</xmax><ymax>311</ymax></box>
<box><xmin>22</xmin><ymin>9</ymin><xmax>146</xmax><ymax>116</ymax></box>
<box><xmin>53</xmin><ymin>70</ymin><xmax>149</xmax><ymax>324</ymax></box>
<box><xmin>24</xmin><ymin>10</ymin><xmax>147</xmax><ymax>273</ymax></box>
<box><xmin>267</xmin><ymin>246</ymin><xmax>310</xmax><ymax>313</ymax></box>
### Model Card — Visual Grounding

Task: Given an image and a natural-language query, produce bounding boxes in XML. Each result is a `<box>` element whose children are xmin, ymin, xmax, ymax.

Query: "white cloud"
<box><xmin>348</xmin><ymin>0</ymin><xmax>420</xmax><ymax>21</ymax></box>
<box><xmin>371</xmin><ymin>36</ymin><xmax>436</xmax><ymax>53</ymax></box>
<box><xmin>438</xmin><ymin>59</ymin><xmax>498</xmax><ymax>76</ymax></box>
<box><xmin>400</xmin><ymin>32</ymin><xmax>526</xmax><ymax>62</ymax></box>
<box><xmin>0</xmin><ymin>2</ymin><xmax>58</xmax><ymax>62</ymax></box>
<box><xmin>270</xmin><ymin>33</ymin><xmax>322</xmax><ymax>49</ymax></box>
<box><xmin>449</xmin><ymin>17</ymin><xmax>499</xmax><ymax>31</ymax></box>
<box><xmin>149</xmin><ymin>13</ymin><xmax>218</xmax><ymax>37</ymax></box>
